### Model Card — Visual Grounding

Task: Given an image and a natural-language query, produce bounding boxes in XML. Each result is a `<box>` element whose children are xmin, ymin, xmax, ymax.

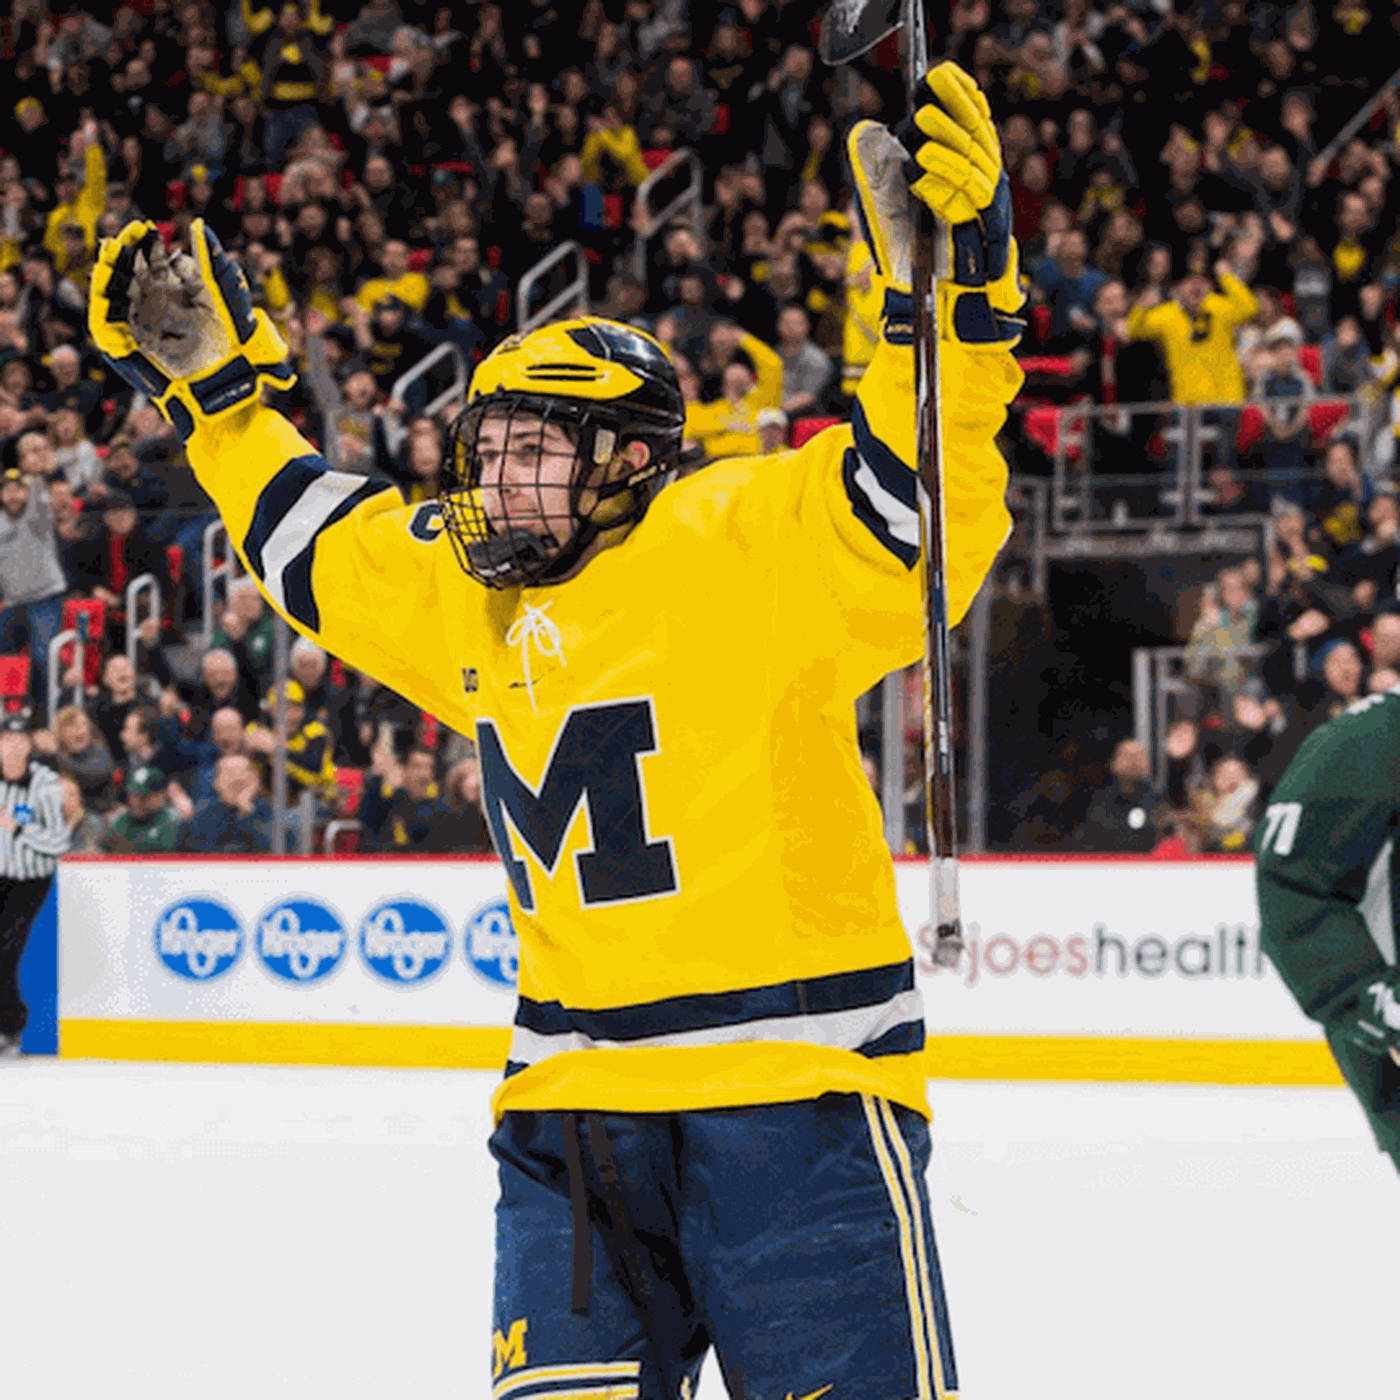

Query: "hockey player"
<box><xmin>89</xmin><ymin>62</ymin><xmax>1020</xmax><ymax>1399</ymax></box>
<box><xmin>1256</xmin><ymin>688</ymin><xmax>1400</xmax><ymax>1177</ymax></box>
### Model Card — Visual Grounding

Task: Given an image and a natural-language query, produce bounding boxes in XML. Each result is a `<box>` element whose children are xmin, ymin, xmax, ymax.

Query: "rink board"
<box><xmin>56</xmin><ymin>856</ymin><xmax>1341</xmax><ymax>1085</ymax></box>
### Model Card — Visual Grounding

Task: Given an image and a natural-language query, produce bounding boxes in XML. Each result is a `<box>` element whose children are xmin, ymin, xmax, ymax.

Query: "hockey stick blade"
<box><xmin>819</xmin><ymin>0</ymin><xmax>902</xmax><ymax>63</ymax></box>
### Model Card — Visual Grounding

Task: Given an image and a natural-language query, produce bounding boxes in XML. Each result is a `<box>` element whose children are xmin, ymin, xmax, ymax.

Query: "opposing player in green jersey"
<box><xmin>1255</xmin><ymin>687</ymin><xmax>1400</xmax><ymax>1174</ymax></box>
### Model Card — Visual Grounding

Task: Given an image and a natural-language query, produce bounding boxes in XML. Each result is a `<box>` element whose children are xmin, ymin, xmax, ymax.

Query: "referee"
<box><xmin>0</xmin><ymin>709</ymin><xmax>68</xmax><ymax>1055</ymax></box>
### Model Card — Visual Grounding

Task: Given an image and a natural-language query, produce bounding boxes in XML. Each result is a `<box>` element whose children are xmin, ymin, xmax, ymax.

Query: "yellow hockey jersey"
<box><xmin>185</xmin><ymin>324</ymin><xmax>1019</xmax><ymax>1124</ymax></box>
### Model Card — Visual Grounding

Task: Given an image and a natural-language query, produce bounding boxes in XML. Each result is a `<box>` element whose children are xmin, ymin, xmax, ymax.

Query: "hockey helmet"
<box><xmin>440</xmin><ymin>317</ymin><xmax>685</xmax><ymax>588</ymax></box>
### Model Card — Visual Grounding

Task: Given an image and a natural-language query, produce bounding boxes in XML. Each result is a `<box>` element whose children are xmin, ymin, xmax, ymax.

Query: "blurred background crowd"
<box><xmin>0</xmin><ymin>0</ymin><xmax>1398</xmax><ymax>858</ymax></box>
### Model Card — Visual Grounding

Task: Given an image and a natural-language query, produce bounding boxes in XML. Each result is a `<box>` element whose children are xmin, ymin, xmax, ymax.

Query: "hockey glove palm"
<box><xmin>88</xmin><ymin>218</ymin><xmax>295</xmax><ymax>440</ymax></box>
<box><xmin>847</xmin><ymin>61</ymin><xmax>1021</xmax><ymax>347</ymax></box>
<box><xmin>1339</xmin><ymin>967</ymin><xmax>1400</xmax><ymax>1061</ymax></box>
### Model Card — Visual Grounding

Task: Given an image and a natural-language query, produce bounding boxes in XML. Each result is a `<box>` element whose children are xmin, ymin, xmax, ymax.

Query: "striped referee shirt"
<box><xmin>1</xmin><ymin>760</ymin><xmax>69</xmax><ymax>879</ymax></box>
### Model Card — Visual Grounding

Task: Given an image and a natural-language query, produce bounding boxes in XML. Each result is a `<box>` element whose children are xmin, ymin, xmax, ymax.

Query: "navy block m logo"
<box><xmin>476</xmin><ymin>698</ymin><xmax>678</xmax><ymax>911</ymax></box>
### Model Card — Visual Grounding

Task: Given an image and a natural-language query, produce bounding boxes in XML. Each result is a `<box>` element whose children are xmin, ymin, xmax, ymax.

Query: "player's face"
<box><xmin>475</xmin><ymin>413</ymin><xmax>581</xmax><ymax>547</ymax></box>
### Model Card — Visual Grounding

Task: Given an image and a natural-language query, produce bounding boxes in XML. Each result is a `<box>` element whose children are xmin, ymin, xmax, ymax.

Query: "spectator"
<box><xmin>59</xmin><ymin>774</ymin><xmax>105</xmax><ymax>853</ymax></box>
<box><xmin>1338</xmin><ymin>491</ymin><xmax>1400</xmax><ymax>614</ymax></box>
<box><xmin>359</xmin><ymin>742</ymin><xmax>454</xmax><ymax>852</ymax></box>
<box><xmin>288</xmin><ymin>638</ymin><xmax>331</xmax><ymax>721</ymax></box>
<box><xmin>1250</xmin><ymin>322</ymin><xmax>1315</xmax><ymax>504</ymax></box>
<box><xmin>69</xmin><ymin>489</ymin><xmax>171</xmax><ymax>646</ymax></box>
<box><xmin>180</xmin><ymin>754</ymin><xmax>272</xmax><ymax>854</ymax></box>
<box><xmin>774</xmin><ymin>305</ymin><xmax>833</xmax><ymax>419</ymax></box>
<box><xmin>92</xmin><ymin>654</ymin><xmax>144</xmax><ymax>759</ymax></box>
<box><xmin>1308</xmin><ymin>437</ymin><xmax>1372</xmax><ymax>557</ymax></box>
<box><xmin>1031</xmin><ymin>226</ymin><xmax>1106</xmax><ymax>346</ymax></box>
<box><xmin>438</xmin><ymin>756</ymin><xmax>493</xmax><ymax>853</ymax></box>
<box><xmin>1077</xmin><ymin>738</ymin><xmax>1163</xmax><ymax>853</ymax></box>
<box><xmin>1184</xmin><ymin>567</ymin><xmax>1259</xmax><ymax>713</ymax></box>
<box><xmin>187</xmin><ymin>647</ymin><xmax>260</xmax><ymax>738</ymax></box>
<box><xmin>1191</xmin><ymin>754</ymin><xmax>1260</xmax><ymax>853</ymax></box>
<box><xmin>189</xmin><ymin>706</ymin><xmax>249</xmax><ymax>806</ymax></box>
<box><xmin>244</xmin><ymin>679</ymin><xmax>337</xmax><ymax>801</ymax></box>
<box><xmin>101</xmin><ymin>763</ymin><xmax>181</xmax><ymax>854</ymax></box>
<box><xmin>1127</xmin><ymin>261</ymin><xmax>1259</xmax><ymax>408</ymax></box>
<box><xmin>43</xmin><ymin>705</ymin><xmax>117</xmax><ymax>814</ymax></box>
<box><xmin>756</xmin><ymin>408</ymin><xmax>789</xmax><ymax>455</ymax></box>
<box><xmin>0</xmin><ymin>464</ymin><xmax>67</xmax><ymax>707</ymax></box>
<box><xmin>39</xmin><ymin>344</ymin><xmax>103</xmax><ymax>432</ymax></box>
<box><xmin>212</xmin><ymin>577</ymin><xmax>276</xmax><ymax>694</ymax></box>
<box><xmin>48</xmin><ymin>407</ymin><xmax>101</xmax><ymax>494</ymax></box>
<box><xmin>683</xmin><ymin>323</ymin><xmax>783</xmax><ymax>459</ymax></box>
<box><xmin>1367</xmin><ymin>611</ymin><xmax>1400</xmax><ymax>692</ymax></box>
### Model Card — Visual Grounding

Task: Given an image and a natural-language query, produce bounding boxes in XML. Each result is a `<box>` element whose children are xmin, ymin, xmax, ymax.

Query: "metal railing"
<box><xmin>1010</xmin><ymin>389</ymin><xmax>1379</xmax><ymax>577</ymax></box>
<box><xmin>390</xmin><ymin>341</ymin><xmax>467</xmax><ymax>421</ymax></box>
<box><xmin>124</xmin><ymin>573</ymin><xmax>161</xmax><ymax>672</ymax></box>
<box><xmin>630</xmin><ymin>148</ymin><xmax>702</xmax><ymax>282</ymax></box>
<box><xmin>46</xmin><ymin>628</ymin><xmax>84</xmax><ymax>724</ymax></box>
<box><xmin>516</xmin><ymin>240</ymin><xmax>588</xmax><ymax>331</ymax></box>
<box><xmin>202</xmin><ymin>518</ymin><xmax>236</xmax><ymax>648</ymax></box>
<box><xmin>1132</xmin><ymin>642</ymin><xmax>1271</xmax><ymax>786</ymax></box>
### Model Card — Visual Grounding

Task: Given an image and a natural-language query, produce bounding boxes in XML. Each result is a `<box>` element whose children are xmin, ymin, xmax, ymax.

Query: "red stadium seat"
<box><xmin>1299</xmin><ymin>344</ymin><xmax>1322</xmax><ymax>386</ymax></box>
<box><xmin>1029</xmin><ymin>305</ymin><xmax>1052</xmax><ymax>344</ymax></box>
<box><xmin>336</xmin><ymin>766</ymin><xmax>365</xmax><ymax>817</ymax></box>
<box><xmin>1236</xmin><ymin>404</ymin><xmax>1265</xmax><ymax>453</ymax></box>
<box><xmin>1016</xmin><ymin>355</ymin><xmax>1080</xmax><ymax>379</ymax></box>
<box><xmin>0</xmin><ymin>654</ymin><xmax>30</xmax><ymax>707</ymax></box>
<box><xmin>1309</xmin><ymin>399</ymin><xmax>1350</xmax><ymax>444</ymax></box>
<box><xmin>791</xmin><ymin>416</ymin><xmax>840</xmax><ymax>449</ymax></box>
<box><xmin>641</xmin><ymin>148</ymin><xmax>673</xmax><ymax>171</ymax></box>
<box><xmin>264</xmin><ymin>173</ymin><xmax>283</xmax><ymax>204</ymax></box>
<box><xmin>63</xmin><ymin>596</ymin><xmax>107</xmax><ymax>642</ymax></box>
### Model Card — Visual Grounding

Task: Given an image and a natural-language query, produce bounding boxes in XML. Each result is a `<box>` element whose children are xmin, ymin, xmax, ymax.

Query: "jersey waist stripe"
<box><xmin>514</xmin><ymin>958</ymin><xmax>916</xmax><ymax>1040</ymax></box>
<box><xmin>506</xmin><ymin>987</ymin><xmax>925</xmax><ymax>1071</ymax></box>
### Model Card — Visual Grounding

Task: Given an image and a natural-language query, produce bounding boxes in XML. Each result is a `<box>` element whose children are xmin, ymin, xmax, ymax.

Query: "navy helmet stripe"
<box><xmin>515</xmin><ymin>959</ymin><xmax>915</xmax><ymax>1042</ymax></box>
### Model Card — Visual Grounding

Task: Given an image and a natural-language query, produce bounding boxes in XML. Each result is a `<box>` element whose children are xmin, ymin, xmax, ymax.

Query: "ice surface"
<box><xmin>1</xmin><ymin>1063</ymin><xmax>1394</xmax><ymax>1399</ymax></box>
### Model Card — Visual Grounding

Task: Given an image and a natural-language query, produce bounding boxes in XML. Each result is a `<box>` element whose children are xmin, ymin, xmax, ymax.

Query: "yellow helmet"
<box><xmin>441</xmin><ymin>317</ymin><xmax>684</xmax><ymax>588</ymax></box>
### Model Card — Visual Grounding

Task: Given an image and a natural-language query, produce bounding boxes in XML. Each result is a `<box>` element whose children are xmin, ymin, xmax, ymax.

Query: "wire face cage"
<box><xmin>440</xmin><ymin>395</ymin><xmax>597</xmax><ymax>589</ymax></box>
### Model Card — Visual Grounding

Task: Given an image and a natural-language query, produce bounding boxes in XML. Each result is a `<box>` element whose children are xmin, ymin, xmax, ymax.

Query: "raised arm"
<box><xmin>88</xmin><ymin>219</ymin><xmax>467</xmax><ymax>717</ymax></box>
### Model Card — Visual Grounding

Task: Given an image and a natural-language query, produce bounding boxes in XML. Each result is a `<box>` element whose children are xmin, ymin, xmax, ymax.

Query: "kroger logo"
<box><xmin>359</xmin><ymin>899</ymin><xmax>452</xmax><ymax>985</ymax></box>
<box><xmin>255</xmin><ymin>898</ymin><xmax>348</xmax><ymax>984</ymax></box>
<box><xmin>154</xmin><ymin>897</ymin><xmax>243</xmax><ymax>981</ymax></box>
<box><xmin>464</xmin><ymin>900</ymin><xmax>518</xmax><ymax>990</ymax></box>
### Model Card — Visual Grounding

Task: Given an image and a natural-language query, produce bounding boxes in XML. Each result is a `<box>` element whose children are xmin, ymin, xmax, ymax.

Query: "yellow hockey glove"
<box><xmin>88</xmin><ymin>218</ymin><xmax>295</xmax><ymax>440</ymax></box>
<box><xmin>848</xmin><ymin>60</ymin><xmax>1022</xmax><ymax>348</ymax></box>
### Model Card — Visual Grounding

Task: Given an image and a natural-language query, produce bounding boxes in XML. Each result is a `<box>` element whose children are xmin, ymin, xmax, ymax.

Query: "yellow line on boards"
<box><xmin>59</xmin><ymin>1020</ymin><xmax>514</xmax><ymax>1069</ymax></box>
<box><xmin>922</xmin><ymin>1034</ymin><xmax>1343</xmax><ymax>1086</ymax></box>
<box><xmin>58</xmin><ymin>1022</ymin><xmax>1345</xmax><ymax>1086</ymax></box>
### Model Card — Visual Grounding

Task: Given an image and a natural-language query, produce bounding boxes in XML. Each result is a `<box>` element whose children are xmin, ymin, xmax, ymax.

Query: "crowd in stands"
<box><xmin>0</xmin><ymin>0</ymin><xmax>1398</xmax><ymax>856</ymax></box>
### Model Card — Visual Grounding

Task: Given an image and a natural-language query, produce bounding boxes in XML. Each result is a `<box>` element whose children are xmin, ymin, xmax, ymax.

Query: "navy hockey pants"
<box><xmin>489</xmin><ymin>1092</ymin><xmax>958</xmax><ymax>1400</ymax></box>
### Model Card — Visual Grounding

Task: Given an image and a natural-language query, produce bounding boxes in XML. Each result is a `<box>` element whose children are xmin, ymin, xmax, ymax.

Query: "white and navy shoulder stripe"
<box><xmin>242</xmin><ymin>453</ymin><xmax>392</xmax><ymax>632</ymax></box>
<box><xmin>842</xmin><ymin>399</ymin><xmax>921</xmax><ymax>568</ymax></box>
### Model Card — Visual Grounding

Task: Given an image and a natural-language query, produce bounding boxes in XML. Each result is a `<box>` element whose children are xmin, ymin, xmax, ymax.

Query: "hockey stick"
<box><xmin>821</xmin><ymin>0</ymin><xmax>963</xmax><ymax>969</ymax></box>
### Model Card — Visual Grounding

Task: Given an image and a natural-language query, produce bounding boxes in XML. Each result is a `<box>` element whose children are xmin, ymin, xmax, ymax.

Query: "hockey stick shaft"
<box><xmin>905</xmin><ymin>1</ymin><xmax>963</xmax><ymax>967</ymax></box>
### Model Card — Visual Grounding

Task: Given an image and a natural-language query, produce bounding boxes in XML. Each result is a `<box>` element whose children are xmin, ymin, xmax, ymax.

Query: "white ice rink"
<box><xmin>2</xmin><ymin>1062</ymin><xmax>1396</xmax><ymax>1400</ymax></box>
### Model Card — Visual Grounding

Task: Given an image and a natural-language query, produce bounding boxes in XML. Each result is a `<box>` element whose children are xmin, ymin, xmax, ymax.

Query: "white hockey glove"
<box><xmin>848</xmin><ymin>61</ymin><xmax>1022</xmax><ymax>347</ymax></box>
<box><xmin>88</xmin><ymin>218</ymin><xmax>295</xmax><ymax>440</ymax></box>
<box><xmin>1339</xmin><ymin>968</ymin><xmax>1400</xmax><ymax>1062</ymax></box>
